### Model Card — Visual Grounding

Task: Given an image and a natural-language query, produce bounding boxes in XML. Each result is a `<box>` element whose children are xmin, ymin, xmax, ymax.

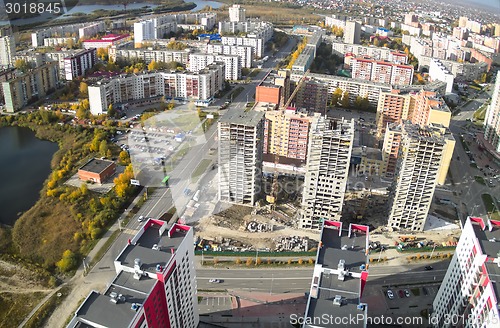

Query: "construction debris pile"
<box><xmin>274</xmin><ymin>236</ymin><xmax>318</xmax><ymax>252</ymax></box>
<box><xmin>246</xmin><ymin>221</ymin><xmax>274</xmax><ymax>233</ymax></box>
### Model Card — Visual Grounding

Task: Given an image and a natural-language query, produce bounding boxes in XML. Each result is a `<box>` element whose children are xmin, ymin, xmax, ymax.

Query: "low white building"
<box><xmin>429</xmin><ymin>58</ymin><xmax>454</xmax><ymax>93</ymax></box>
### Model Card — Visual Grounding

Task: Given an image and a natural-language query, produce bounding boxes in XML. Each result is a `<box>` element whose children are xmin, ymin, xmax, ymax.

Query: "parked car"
<box><xmin>398</xmin><ymin>290</ymin><xmax>405</xmax><ymax>298</ymax></box>
<box><xmin>425</xmin><ymin>266</ymin><xmax>433</xmax><ymax>271</ymax></box>
<box><xmin>405</xmin><ymin>289</ymin><xmax>411</xmax><ymax>298</ymax></box>
<box><xmin>387</xmin><ymin>290</ymin><xmax>394</xmax><ymax>299</ymax></box>
<box><xmin>422</xmin><ymin>287</ymin><xmax>428</xmax><ymax>295</ymax></box>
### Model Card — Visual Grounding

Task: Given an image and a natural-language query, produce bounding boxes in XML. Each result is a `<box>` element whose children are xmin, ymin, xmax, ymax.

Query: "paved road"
<box><xmin>196</xmin><ymin>261</ymin><xmax>451</xmax><ymax>293</ymax></box>
<box><xmin>446</xmin><ymin>86</ymin><xmax>499</xmax><ymax>220</ymax></box>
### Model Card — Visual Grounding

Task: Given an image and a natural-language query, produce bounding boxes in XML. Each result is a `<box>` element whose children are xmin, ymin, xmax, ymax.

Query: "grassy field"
<box><xmin>0</xmin><ymin>292</ymin><xmax>48</xmax><ymax>327</ymax></box>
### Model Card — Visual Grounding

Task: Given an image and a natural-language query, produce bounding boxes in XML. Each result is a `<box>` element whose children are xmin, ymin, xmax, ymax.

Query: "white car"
<box><xmin>387</xmin><ymin>290</ymin><xmax>394</xmax><ymax>299</ymax></box>
<box><xmin>138</xmin><ymin>216</ymin><xmax>144</xmax><ymax>222</ymax></box>
<box><xmin>209</xmin><ymin>279</ymin><xmax>221</xmax><ymax>283</ymax></box>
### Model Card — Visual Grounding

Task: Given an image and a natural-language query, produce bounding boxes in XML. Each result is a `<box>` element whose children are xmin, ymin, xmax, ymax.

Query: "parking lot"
<box><xmin>198</xmin><ymin>296</ymin><xmax>233</xmax><ymax>316</ymax></box>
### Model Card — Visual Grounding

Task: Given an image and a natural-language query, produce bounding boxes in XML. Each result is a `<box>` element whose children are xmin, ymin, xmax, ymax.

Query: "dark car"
<box><xmin>422</xmin><ymin>287</ymin><xmax>428</xmax><ymax>295</ymax></box>
<box><xmin>425</xmin><ymin>266</ymin><xmax>433</xmax><ymax>271</ymax></box>
<box><xmin>398</xmin><ymin>290</ymin><xmax>405</xmax><ymax>298</ymax></box>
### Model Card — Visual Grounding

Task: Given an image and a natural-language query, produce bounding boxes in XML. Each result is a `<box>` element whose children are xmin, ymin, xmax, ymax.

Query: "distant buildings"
<box><xmin>88</xmin><ymin>63</ymin><xmax>224</xmax><ymax>115</ymax></box>
<box><xmin>0</xmin><ymin>36</ymin><xmax>15</xmax><ymax>67</ymax></box>
<box><xmin>218</xmin><ymin>21</ymin><xmax>273</xmax><ymax>43</ymax></box>
<box><xmin>221</xmin><ymin>36</ymin><xmax>265</xmax><ymax>58</ymax></box>
<box><xmin>350</xmin><ymin>56</ymin><xmax>414</xmax><ymax>85</ymax></box>
<box><xmin>31</xmin><ymin>22</ymin><xmax>105</xmax><ymax>48</ymax></box>
<box><xmin>67</xmin><ymin>220</ymin><xmax>199</xmax><ymax>328</ymax></box>
<box><xmin>2</xmin><ymin>62</ymin><xmax>59</xmax><ymax>112</ymax></box>
<box><xmin>387</xmin><ymin>122</ymin><xmax>452</xmax><ymax>231</ymax></box>
<box><xmin>78</xmin><ymin>158</ymin><xmax>116</xmax><ymax>184</ymax></box>
<box><xmin>0</xmin><ymin>68</ymin><xmax>15</xmax><ymax>105</ymax></box>
<box><xmin>432</xmin><ymin>216</ymin><xmax>500</xmax><ymax>328</ymax></box>
<box><xmin>189</xmin><ymin>53</ymin><xmax>241</xmax><ymax>80</ymax></box>
<box><xmin>82</xmin><ymin>34</ymin><xmax>131</xmax><ymax>49</ymax></box>
<box><xmin>303</xmin><ymin>220</ymin><xmax>369</xmax><ymax>328</ymax></box>
<box><xmin>300</xmin><ymin>116</ymin><xmax>354</xmax><ymax>229</ymax></box>
<box><xmin>109</xmin><ymin>47</ymin><xmax>190</xmax><ymax>66</ymax></box>
<box><xmin>218</xmin><ymin>109</ymin><xmax>265</xmax><ymax>205</ymax></box>
<box><xmin>229</xmin><ymin>4</ymin><xmax>246</xmax><ymax>23</ymax></box>
<box><xmin>344</xmin><ymin>21</ymin><xmax>361</xmax><ymax>45</ymax></box>
<box><xmin>484</xmin><ymin>71</ymin><xmax>500</xmax><ymax>155</ymax></box>
<box><xmin>204</xmin><ymin>44</ymin><xmax>254</xmax><ymax>68</ymax></box>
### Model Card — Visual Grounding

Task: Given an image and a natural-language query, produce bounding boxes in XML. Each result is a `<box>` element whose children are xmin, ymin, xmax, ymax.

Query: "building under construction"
<box><xmin>218</xmin><ymin>109</ymin><xmax>265</xmax><ymax>205</ymax></box>
<box><xmin>387</xmin><ymin>122</ymin><xmax>450</xmax><ymax>231</ymax></box>
<box><xmin>300</xmin><ymin>116</ymin><xmax>355</xmax><ymax>229</ymax></box>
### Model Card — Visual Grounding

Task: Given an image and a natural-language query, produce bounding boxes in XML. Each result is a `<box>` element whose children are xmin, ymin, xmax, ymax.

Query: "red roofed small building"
<box><xmin>83</xmin><ymin>34</ymin><xmax>131</xmax><ymax>49</ymax></box>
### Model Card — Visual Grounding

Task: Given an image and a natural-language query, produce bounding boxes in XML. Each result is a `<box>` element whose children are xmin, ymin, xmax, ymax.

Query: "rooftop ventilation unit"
<box><xmin>338</xmin><ymin>259</ymin><xmax>345</xmax><ymax>271</ymax></box>
<box><xmin>333</xmin><ymin>295</ymin><xmax>343</xmax><ymax>306</ymax></box>
<box><xmin>131</xmin><ymin>303</ymin><xmax>141</xmax><ymax>311</ymax></box>
<box><xmin>489</xmin><ymin>238</ymin><xmax>497</xmax><ymax>242</ymax></box>
<box><xmin>341</xmin><ymin>245</ymin><xmax>348</xmax><ymax>250</ymax></box>
<box><xmin>110</xmin><ymin>292</ymin><xmax>125</xmax><ymax>304</ymax></box>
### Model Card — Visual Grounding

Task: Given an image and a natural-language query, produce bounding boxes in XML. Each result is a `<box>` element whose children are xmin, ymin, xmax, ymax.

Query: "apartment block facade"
<box><xmin>350</xmin><ymin>57</ymin><xmax>414</xmax><ymax>85</ymax></box>
<box><xmin>205</xmin><ymin>44</ymin><xmax>254</xmax><ymax>68</ymax></box>
<box><xmin>2</xmin><ymin>62</ymin><xmax>59</xmax><ymax>112</ymax></box>
<box><xmin>68</xmin><ymin>220</ymin><xmax>199</xmax><ymax>328</ymax></box>
<box><xmin>387</xmin><ymin>122</ymin><xmax>446</xmax><ymax>231</ymax></box>
<box><xmin>376</xmin><ymin>90</ymin><xmax>412</xmax><ymax>139</ymax></box>
<box><xmin>228</xmin><ymin>4</ymin><xmax>245</xmax><ymax>22</ymax></box>
<box><xmin>221</xmin><ymin>36</ymin><xmax>264</xmax><ymax>59</ymax></box>
<box><xmin>300</xmin><ymin>116</ymin><xmax>354</xmax><ymax>229</ymax></box>
<box><xmin>109</xmin><ymin>47</ymin><xmax>190</xmax><ymax>66</ymax></box>
<box><xmin>432</xmin><ymin>216</ymin><xmax>500</xmax><ymax>328</ymax></box>
<box><xmin>295</xmin><ymin>78</ymin><xmax>328</xmax><ymax>114</ymax></box>
<box><xmin>332</xmin><ymin>41</ymin><xmax>408</xmax><ymax>64</ymax></box>
<box><xmin>344</xmin><ymin>21</ymin><xmax>361</xmax><ymax>45</ymax></box>
<box><xmin>31</xmin><ymin>22</ymin><xmax>105</xmax><ymax>47</ymax></box>
<box><xmin>218</xmin><ymin>21</ymin><xmax>273</xmax><ymax>43</ymax></box>
<box><xmin>484</xmin><ymin>71</ymin><xmax>500</xmax><ymax>154</ymax></box>
<box><xmin>218</xmin><ymin>109</ymin><xmax>265</xmax><ymax>205</ymax></box>
<box><xmin>189</xmin><ymin>53</ymin><xmax>241</xmax><ymax>80</ymax></box>
<box><xmin>64</xmin><ymin>49</ymin><xmax>97</xmax><ymax>80</ymax></box>
<box><xmin>0</xmin><ymin>36</ymin><xmax>15</xmax><ymax>67</ymax></box>
<box><xmin>88</xmin><ymin>63</ymin><xmax>224</xmax><ymax>115</ymax></box>
<box><xmin>263</xmin><ymin>109</ymin><xmax>313</xmax><ymax>161</ymax></box>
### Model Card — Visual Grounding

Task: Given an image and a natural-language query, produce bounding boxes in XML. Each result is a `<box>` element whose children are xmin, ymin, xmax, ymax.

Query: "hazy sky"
<box><xmin>464</xmin><ymin>0</ymin><xmax>500</xmax><ymax>10</ymax></box>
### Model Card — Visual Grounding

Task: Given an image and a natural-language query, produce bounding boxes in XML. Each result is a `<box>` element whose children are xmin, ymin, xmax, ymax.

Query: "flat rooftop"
<box><xmin>73</xmin><ymin>272</ymin><xmax>150</xmax><ymax>328</ymax></box>
<box><xmin>79</xmin><ymin>158</ymin><xmax>115</xmax><ymax>174</ymax></box>
<box><xmin>219</xmin><ymin>108</ymin><xmax>264</xmax><ymax>127</ymax></box>
<box><xmin>318</xmin><ymin>226</ymin><xmax>367</xmax><ymax>273</ymax></box>
<box><xmin>473</xmin><ymin>223</ymin><xmax>500</xmax><ymax>259</ymax></box>
<box><xmin>116</xmin><ymin>222</ymin><xmax>187</xmax><ymax>273</ymax></box>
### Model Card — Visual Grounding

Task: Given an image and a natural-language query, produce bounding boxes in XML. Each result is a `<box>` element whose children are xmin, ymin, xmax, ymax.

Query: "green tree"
<box><xmin>56</xmin><ymin>249</ymin><xmax>78</xmax><ymax>272</ymax></box>
<box><xmin>79</xmin><ymin>82</ymin><xmax>88</xmax><ymax>97</ymax></box>
<box><xmin>341</xmin><ymin>91</ymin><xmax>350</xmax><ymax>108</ymax></box>
<box><xmin>148</xmin><ymin>60</ymin><xmax>160</xmax><ymax>71</ymax></box>
<box><xmin>99</xmin><ymin>140</ymin><xmax>109</xmax><ymax>157</ymax></box>
<box><xmin>14</xmin><ymin>59</ymin><xmax>31</xmax><ymax>73</ymax></box>
<box><xmin>331</xmin><ymin>88</ymin><xmax>343</xmax><ymax>106</ymax></box>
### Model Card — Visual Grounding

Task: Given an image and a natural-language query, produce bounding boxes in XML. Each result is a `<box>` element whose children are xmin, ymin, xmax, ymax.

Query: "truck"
<box><xmin>193</xmin><ymin>190</ymin><xmax>201</xmax><ymax>202</ymax></box>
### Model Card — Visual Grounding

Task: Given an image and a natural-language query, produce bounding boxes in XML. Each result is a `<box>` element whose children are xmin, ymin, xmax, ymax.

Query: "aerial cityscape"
<box><xmin>0</xmin><ymin>0</ymin><xmax>499</xmax><ymax>327</ymax></box>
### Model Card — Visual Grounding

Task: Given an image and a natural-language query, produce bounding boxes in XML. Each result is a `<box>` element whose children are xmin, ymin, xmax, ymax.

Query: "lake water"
<box><xmin>0</xmin><ymin>0</ymin><xmax>224</xmax><ymax>26</ymax></box>
<box><xmin>0</xmin><ymin>127</ymin><xmax>58</xmax><ymax>226</ymax></box>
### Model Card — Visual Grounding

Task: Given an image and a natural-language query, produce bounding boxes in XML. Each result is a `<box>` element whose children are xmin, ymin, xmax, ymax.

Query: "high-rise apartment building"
<box><xmin>387</xmin><ymin>122</ymin><xmax>449</xmax><ymax>231</ymax></box>
<box><xmin>0</xmin><ymin>68</ymin><xmax>15</xmax><ymax>105</ymax></box>
<box><xmin>344</xmin><ymin>21</ymin><xmax>361</xmax><ymax>45</ymax></box>
<box><xmin>67</xmin><ymin>220</ymin><xmax>199</xmax><ymax>328</ymax></box>
<box><xmin>432</xmin><ymin>216</ymin><xmax>500</xmax><ymax>328</ymax></box>
<box><xmin>295</xmin><ymin>78</ymin><xmax>329</xmax><ymax>114</ymax></box>
<box><xmin>409</xmin><ymin>90</ymin><xmax>451</xmax><ymax>128</ymax></box>
<box><xmin>229</xmin><ymin>4</ymin><xmax>246</xmax><ymax>22</ymax></box>
<box><xmin>376</xmin><ymin>90</ymin><xmax>412</xmax><ymax>139</ymax></box>
<box><xmin>218</xmin><ymin>109</ymin><xmax>265</xmax><ymax>205</ymax></box>
<box><xmin>2</xmin><ymin>62</ymin><xmax>59</xmax><ymax>112</ymax></box>
<box><xmin>300</xmin><ymin>116</ymin><xmax>354</xmax><ymax>229</ymax></box>
<box><xmin>382</xmin><ymin>123</ymin><xmax>403</xmax><ymax>177</ymax></box>
<box><xmin>205</xmin><ymin>44</ymin><xmax>254</xmax><ymax>68</ymax></box>
<box><xmin>484</xmin><ymin>71</ymin><xmax>500</xmax><ymax>154</ymax></box>
<box><xmin>263</xmin><ymin>109</ymin><xmax>313</xmax><ymax>161</ymax></box>
<box><xmin>303</xmin><ymin>220</ymin><xmax>369</xmax><ymax>328</ymax></box>
<box><xmin>0</xmin><ymin>36</ymin><xmax>15</xmax><ymax>67</ymax></box>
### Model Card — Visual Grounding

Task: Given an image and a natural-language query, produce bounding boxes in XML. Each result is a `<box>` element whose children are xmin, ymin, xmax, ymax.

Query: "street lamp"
<box><xmin>430</xmin><ymin>244</ymin><xmax>437</xmax><ymax>260</ymax></box>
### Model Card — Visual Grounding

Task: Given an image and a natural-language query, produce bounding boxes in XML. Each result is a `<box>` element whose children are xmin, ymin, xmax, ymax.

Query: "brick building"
<box><xmin>78</xmin><ymin>158</ymin><xmax>116</xmax><ymax>184</ymax></box>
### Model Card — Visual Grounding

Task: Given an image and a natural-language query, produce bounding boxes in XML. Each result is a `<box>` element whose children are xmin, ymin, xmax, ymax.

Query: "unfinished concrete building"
<box><xmin>300</xmin><ymin>116</ymin><xmax>354</xmax><ymax>229</ymax></box>
<box><xmin>387</xmin><ymin>122</ymin><xmax>449</xmax><ymax>231</ymax></box>
<box><xmin>218</xmin><ymin>109</ymin><xmax>265</xmax><ymax>205</ymax></box>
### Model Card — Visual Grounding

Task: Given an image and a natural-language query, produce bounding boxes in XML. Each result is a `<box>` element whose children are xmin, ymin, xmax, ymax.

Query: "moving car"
<box><xmin>425</xmin><ymin>266</ymin><xmax>433</xmax><ymax>271</ymax></box>
<box><xmin>138</xmin><ymin>215</ymin><xmax>144</xmax><ymax>222</ymax></box>
<box><xmin>209</xmin><ymin>279</ymin><xmax>221</xmax><ymax>283</ymax></box>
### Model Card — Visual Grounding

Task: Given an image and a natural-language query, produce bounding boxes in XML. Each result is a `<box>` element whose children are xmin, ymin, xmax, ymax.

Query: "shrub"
<box><xmin>267</xmin><ymin>258</ymin><xmax>271</xmax><ymax>264</ymax></box>
<box><xmin>287</xmin><ymin>259</ymin><xmax>293</xmax><ymax>265</ymax></box>
<box><xmin>246</xmin><ymin>258</ymin><xmax>253</xmax><ymax>266</ymax></box>
<box><xmin>56</xmin><ymin>249</ymin><xmax>77</xmax><ymax>272</ymax></box>
<box><xmin>213</xmin><ymin>258</ymin><xmax>219</xmax><ymax>265</ymax></box>
<box><xmin>235</xmin><ymin>258</ymin><xmax>242</xmax><ymax>265</ymax></box>
<box><xmin>256</xmin><ymin>257</ymin><xmax>262</xmax><ymax>265</ymax></box>
<box><xmin>298</xmin><ymin>258</ymin><xmax>303</xmax><ymax>265</ymax></box>
<box><xmin>308</xmin><ymin>258</ymin><xmax>314</xmax><ymax>264</ymax></box>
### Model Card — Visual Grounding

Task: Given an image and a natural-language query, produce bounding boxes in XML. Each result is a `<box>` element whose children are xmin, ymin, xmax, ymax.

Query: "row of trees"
<box><xmin>286</xmin><ymin>37</ymin><xmax>308</xmax><ymax>69</ymax></box>
<box><xmin>330</xmin><ymin>88</ymin><xmax>371</xmax><ymax>111</ymax></box>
